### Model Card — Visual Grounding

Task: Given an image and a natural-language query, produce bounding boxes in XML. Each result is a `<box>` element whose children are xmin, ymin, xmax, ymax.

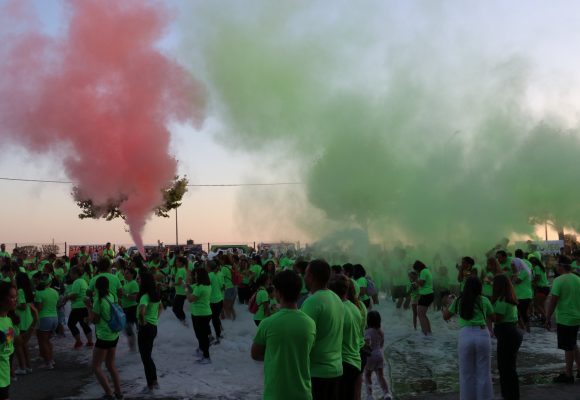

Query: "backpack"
<box><xmin>104</xmin><ymin>297</ymin><xmax>126</xmax><ymax>333</ymax></box>
<box><xmin>366</xmin><ymin>277</ymin><xmax>377</xmax><ymax>297</ymax></box>
<box><xmin>248</xmin><ymin>292</ymin><xmax>259</xmax><ymax>314</ymax></box>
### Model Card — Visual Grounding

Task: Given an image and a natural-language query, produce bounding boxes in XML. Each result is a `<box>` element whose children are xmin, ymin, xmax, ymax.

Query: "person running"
<box><xmin>530</xmin><ymin>256</ymin><xmax>549</xmax><ymax>323</ymax></box>
<box><xmin>301</xmin><ymin>259</ymin><xmax>344</xmax><ymax>400</ymax></box>
<box><xmin>65</xmin><ymin>267</ymin><xmax>94</xmax><ymax>349</ymax></box>
<box><xmin>252</xmin><ymin>270</ymin><xmax>316</xmax><ymax>400</ymax></box>
<box><xmin>34</xmin><ymin>273</ymin><xmax>59</xmax><ymax>369</ymax></box>
<box><xmin>137</xmin><ymin>272</ymin><xmax>162</xmax><ymax>393</ymax></box>
<box><xmin>121</xmin><ymin>268</ymin><xmax>139</xmax><ymax>350</ymax></box>
<box><xmin>89</xmin><ymin>276</ymin><xmax>122</xmax><ymax>400</ymax></box>
<box><xmin>171</xmin><ymin>256</ymin><xmax>188</xmax><ymax>325</ymax></box>
<box><xmin>492</xmin><ymin>274</ymin><xmax>523</xmax><ymax>400</ymax></box>
<box><xmin>511</xmin><ymin>256</ymin><xmax>533</xmax><ymax>333</ymax></box>
<box><xmin>329</xmin><ymin>274</ymin><xmax>362</xmax><ymax>400</ymax></box>
<box><xmin>207</xmin><ymin>261</ymin><xmax>224</xmax><ymax>343</ymax></box>
<box><xmin>364</xmin><ymin>311</ymin><xmax>392</xmax><ymax>400</ymax></box>
<box><xmin>253</xmin><ymin>274</ymin><xmax>271</xmax><ymax>327</ymax></box>
<box><xmin>413</xmin><ymin>260</ymin><xmax>434</xmax><ymax>335</ymax></box>
<box><xmin>0</xmin><ymin>282</ymin><xmax>17</xmax><ymax>400</ymax></box>
<box><xmin>545</xmin><ymin>255</ymin><xmax>580</xmax><ymax>384</ymax></box>
<box><xmin>186</xmin><ymin>267</ymin><xmax>212</xmax><ymax>364</ymax></box>
<box><xmin>443</xmin><ymin>277</ymin><xmax>494</xmax><ymax>400</ymax></box>
<box><xmin>13</xmin><ymin>272</ymin><xmax>37</xmax><ymax>375</ymax></box>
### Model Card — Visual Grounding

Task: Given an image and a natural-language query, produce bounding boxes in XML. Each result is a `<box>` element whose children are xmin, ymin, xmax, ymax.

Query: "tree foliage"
<box><xmin>73</xmin><ymin>176</ymin><xmax>188</xmax><ymax>221</ymax></box>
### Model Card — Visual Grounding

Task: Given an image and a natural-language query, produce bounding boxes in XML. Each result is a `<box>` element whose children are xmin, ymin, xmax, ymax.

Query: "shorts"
<box><xmin>224</xmin><ymin>288</ymin><xmax>237</xmax><ymax>301</ymax></box>
<box><xmin>38</xmin><ymin>316</ymin><xmax>58</xmax><ymax>332</ymax></box>
<box><xmin>95</xmin><ymin>337</ymin><xmax>119</xmax><ymax>349</ymax></box>
<box><xmin>418</xmin><ymin>293</ymin><xmax>434</xmax><ymax>307</ymax></box>
<box><xmin>0</xmin><ymin>385</ymin><xmax>9</xmax><ymax>400</ymax></box>
<box><xmin>535</xmin><ymin>286</ymin><xmax>550</xmax><ymax>296</ymax></box>
<box><xmin>556</xmin><ymin>324</ymin><xmax>579</xmax><ymax>351</ymax></box>
<box><xmin>391</xmin><ymin>285</ymin><xmax>407</xmax><ymax>299</ymax></box>
<box><xmin>123</xmin><ymin>305</ymin><xmax>138</xmax><ymax>324</ymax></box>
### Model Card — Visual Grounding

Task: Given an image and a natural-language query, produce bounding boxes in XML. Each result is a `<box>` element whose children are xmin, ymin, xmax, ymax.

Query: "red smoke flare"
<box><xmin>0</xmin><ymin>0</ymin><xmax>204</xmax><ymax>254</ymax></box>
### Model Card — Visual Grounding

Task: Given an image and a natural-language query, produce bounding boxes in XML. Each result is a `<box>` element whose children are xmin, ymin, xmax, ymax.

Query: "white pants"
<box><xmin>458</xmin><ymin>326</ymin><xmax>493</xmax><ymax>400</ymax></box>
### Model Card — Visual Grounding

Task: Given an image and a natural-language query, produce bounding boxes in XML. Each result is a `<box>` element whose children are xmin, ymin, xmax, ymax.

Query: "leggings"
<box><xmin>67</xmin><ymin>308</ymin><xmax>91</xmax><ymax>336</ymax></box>
<box><xmin>210</xmin><ymin>301</ymin><xmax>223</xmax><ymax>338</ymax></box>
<box><xmin>494</xmin><ymin>323</ymin><xmax>523</xmax><ymax>400</ymax></box>
<box><xmin>191</xmin><ymin>315</ymin><xmax>212</xmax><ymax>358</ymax></box>
<box><xmin>172</xmin><ymin>294</ymin><xmax>186</xmax><ymax>321</ymax></box>
<box><xmin>138</xmin><ymin>323</ymin><xmax>158</xmax><ymax>387</ymax></box>
<box><xmin>339</xmin><ymin>362</ymin><xmax>361</xmax><ymax>400</ymax></box>
<box><xmin>238</xmin><ymin>286</ymin><xmax>251</xmax><ymax>304</ymax></box>
<box><xmin>517</xmin><ymin>299</ymin><xmax>531</xmax><ymax>326</ymax></box>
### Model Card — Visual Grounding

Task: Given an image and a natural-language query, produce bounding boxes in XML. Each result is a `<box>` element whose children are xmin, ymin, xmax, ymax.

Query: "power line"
<box><xmin>0</xmin><ymin>176</ymin><xmax>303</xmax><ymax>187</ymax></box>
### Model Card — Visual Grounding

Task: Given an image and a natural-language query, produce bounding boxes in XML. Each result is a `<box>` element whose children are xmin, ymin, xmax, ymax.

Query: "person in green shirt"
<box><xmin>530</xmin><ymin>256</ymin><xmax>550</xmax><ymax>323</ymax></box>
<box><xmin>14</xmin><ymin>272</ymin><xmax>37</xmax><ymax>375</ymax></box>
<box><xmin>545</xmin><ymin>256</ymin><xmax>580</xmax><ymax>384</ymax></box>
<box><xmin>443</xmin><ymin>277</ymin><xmax>494</xmax><ymax>400</ymax></box>
<box><xmin>492</xmin><ymin>274</ymin><xmax>523</xmax><ymax>400</ymax></box>
<box><xmin>89</xmin><ymin>276</ymin><xmax>122</xmax><ymax>400</ymax></box>
<box><xmin>220</xmin><ymin>256</ymin><xmax>237</xmax><ymax>321</ymax></box>
<box><xmin>0</xmin><ymin>281</ymin><xmax>17</xmax><ymax>400</ymax></box>
<box><xmin>102</xmin><ymin>243</ymin><xmax>115</xmax><ymax>261</ymax></box>
<box><xmin>353</xmin><ymin>264</ymin><xmax>371</xmax><ymax>309</ymax></box>
<box><xmin>481</xmin><ymin>257</ymin><xmax>501</xmax><ymax>299</ymax></box>
<box><xmin>122</xmin><ymin>268</ymin><xmax>139</xmax><ymax>350</ymax></box>
<box><xmin>137</xmin><ymin>272</ymin><xmax>163</xmax><ymax>392</ymax></box>
<box><xmin>294</xmin><ymin>261</ymin><xmax>309</xmax><ymax>308</ymax></box>
<box><xmin>65</xmin><ymin>267</ymin><xmax>94</xmax><ymax>349</ymax></box>
<box><xmin>496</xmin><ymin>250</ymin><xmax>513</xmax><ymax>275</ymax></box>
<box><xmin>207</xmin><ymin>261</ymin><xmax>224</xmax><ymax>342</ymax></box>
<box><xmin>171</xmin><ymin>256</ymin><xmax>188</xmax><ymax>326</ymax></box>
<box><xmin>253</xmin><ymin>274</ymin><xmax>271</xmax><ymax>326</ymax></box>
<box><xmin>187</xmin><ymin>268</ymin><xmax>212</xmax><ymax>364</ymax></box>
<box><xmin>414</xmin><ymin>260</ymin><xmax>434</xmax><ymax>336</ymax></box>
<box><xmin>0</xmin><ymin>244</ymin><xmax>10</xmax><ymax>260</ymax></box>
<box><xmin>511</xmin><ymin>253</ymin><xmax>533</xmax><ymax>333</ymax></box>
<box><xmin>301</xmin><ymin>259</ymin><xmax>344</xmax><ymax>400</ymax></box>
<box><xmin>328</xmin><ymin>274</ymin><xmax>362</xmax><ymax>400</ymax></box>
<box><xmin>34</xmin><ymin>274</ymin><xmax>59</xmax><ymax>369</ymax></box>
<box><xmin>252</xmin><ymin>270</ymin><xmax>316</xmax><ymax>400</ymax></box>
<box><xmin>88</xmin><ymin>258</ymin><xmax>123</xmax><ymax>303</ymax></box>
<box><xmin>457</xmin><ymin>256</ymin><xmax>478</xmax><ymax>293</ymax></box>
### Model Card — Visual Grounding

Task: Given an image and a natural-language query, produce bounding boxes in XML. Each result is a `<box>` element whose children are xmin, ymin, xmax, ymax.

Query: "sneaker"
<box><xmin>74</xmin><ymin>341</ymin><xmax>83</xmax><ymax>349</ymax></box>
<box><xmin>114</xmin><ymin>391</ymin><xmax>124</xmax><ymax>400</ymax></box>
<box><xmin>14</xmin><ymin>369</ymin><xmax>27</xmax><ymax>375</ymax></box>
<box><xmin>196</xmin><ymin>357</ymin><xmax>211</xmax><ymax>365</ymax></box>
<box><xmin>553</xmin><ymin>373</ymin><xmax>574</xmax><ymax>384</ymax></box>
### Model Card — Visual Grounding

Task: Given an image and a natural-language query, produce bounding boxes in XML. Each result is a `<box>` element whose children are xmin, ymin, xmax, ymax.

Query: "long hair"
<box><xmin>139</xmin><ymin>272</ymin><xmax>161</xmax><ymax>303</ymax></box>
<box><xmin>486</xmin><ymin>257</ymin><xmax>501</xmax><ymax>275</ymax></box>
<box><xmin>15</xmin><ymin>272</ymin><xmax>34</xmax><ymax>303</ymax></box>
<box><xmin>491</xmin><ymin>274</ymin><xmax>518</xmax><ymax>305</ymax></box>
<box><xmin>95</xmin><ymin>276</ymin><xmax>109</xmax><ymax>300</ymax></box>
<box><xmin>0</xmin><ymin>282</ymin><xmax>15</xmax><ymax>311</ymax></box>
<box><xmin>195</xmin><ymin>268</ymin><xmax>211</xmax><ymax>286</ymax></box>
<box><xmin>529</xmin><ymin>256</ymin><xmax>545</xmax><ymax>272</ymax></box>
<box><xmin>459</xmin><ymin>277</ymin><xmax>482</xmax><ymax>321</ymax></box>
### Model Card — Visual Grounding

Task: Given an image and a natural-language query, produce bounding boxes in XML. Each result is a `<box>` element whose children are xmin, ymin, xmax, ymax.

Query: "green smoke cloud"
<box><xmin>181</xmin><ymin>1</ymin><xmax>580</xmax><ymax>255</ymax></box>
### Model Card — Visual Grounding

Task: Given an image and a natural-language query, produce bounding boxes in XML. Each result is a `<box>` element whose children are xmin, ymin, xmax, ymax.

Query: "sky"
<box><xmin>1</xmin><ymin>0</ymin><xmax>579</xmax><ymax>250</ymax></box>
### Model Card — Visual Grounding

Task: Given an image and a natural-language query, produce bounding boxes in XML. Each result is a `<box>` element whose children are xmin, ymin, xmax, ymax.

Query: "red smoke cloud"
<box><xmin>0</xmin><ymin>0</ymin><xmax>204</xmax><ymax>253</ymax></box>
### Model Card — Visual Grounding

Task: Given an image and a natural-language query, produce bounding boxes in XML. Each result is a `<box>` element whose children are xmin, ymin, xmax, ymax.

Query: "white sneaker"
<box><xmin>14</xmin><ymin>369</ymin><xmax>27</xmax><ymax>375</ymax></box>
<box><xmin>196</xmin><ymin>357</ymin><xmax>211</xmax><ymax>365</ymax></box>
<box><xmin>181</xmin><ymin>319</ymin><xmax>188</xmax><ymax>327</ymax></box>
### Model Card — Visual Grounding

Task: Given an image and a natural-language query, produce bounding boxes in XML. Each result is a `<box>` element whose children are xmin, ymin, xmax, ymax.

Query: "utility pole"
<box><xmin>175</xmin><ymin>208</ymin><xmax>179</xmax><ymax>247</ymax></box>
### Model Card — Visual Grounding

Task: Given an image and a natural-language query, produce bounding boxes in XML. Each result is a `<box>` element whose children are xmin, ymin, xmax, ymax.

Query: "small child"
<box><xmin>407</xmin><ymin>271</ymin><xmax>419</xmax><ymax>330</ymax></box>
<box><xmin>364</xmin><ymin>311</ymin><xmax>392</xmax><ymax>400</ymax></box>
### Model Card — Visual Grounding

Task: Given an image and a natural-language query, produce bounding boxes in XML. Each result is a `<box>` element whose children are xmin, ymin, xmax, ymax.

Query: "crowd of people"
<box><xmin>0</xmin><ymin>241</ymin><xmax>579</xmax><ymax>400</ymax></box>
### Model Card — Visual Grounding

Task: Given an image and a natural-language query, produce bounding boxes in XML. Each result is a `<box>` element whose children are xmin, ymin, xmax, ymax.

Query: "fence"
<box><xmin>2</xmin><ymin>242</ymin><xmax>67</xmax><ymax>257</ymax></box>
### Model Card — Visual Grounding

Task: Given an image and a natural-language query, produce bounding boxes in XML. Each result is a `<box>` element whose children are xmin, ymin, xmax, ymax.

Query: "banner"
<box><xmin>514</xmin><ymin>240</ymin><xmax>564</xmax><ymax>255</ymax></box>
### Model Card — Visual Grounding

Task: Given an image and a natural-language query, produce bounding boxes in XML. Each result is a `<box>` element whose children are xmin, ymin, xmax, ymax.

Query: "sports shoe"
<box><xmin>114</xmin><ymin>392</ymin><xmax>124</xmax><ymax>400</ymax></box>
<box><xmin>14</xmin><ymin>369</ymin><xmax>27</xmax><ymax>375</ymax></box>
<box><xmin>553</xmin><ymin>373</ymin><xmax>574</xmax><ymax>384</ymax></box>
<box><xmin>196</xmin><ymin>357</ymin><xmax>211</xmax><ymax>365</ymax></box>
<box><xmin>74</xmin><ymin>341</ymin><xmax>83</xmax><ymax>349</ymax></box>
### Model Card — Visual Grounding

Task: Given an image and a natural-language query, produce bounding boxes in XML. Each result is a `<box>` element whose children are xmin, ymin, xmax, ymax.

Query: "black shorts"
<box><xmin>95</xmin><ymin>337</ymin><xmax>119</xmax><ymax>349</ymax></box>
<box><xmin>124</xmin><ymin>305</ymin><xmax>138</xmax><ymax>324</ymax></box>
<box><xmin>556</xmin><ymin>324</ymin><xmax>579</xmax><ymax>351</ymax></box>
<box><xmin>0</xmin><ymin>385</ymin><xmax>9</xmax><ymax>400</ymax></box>
<box><xmin>535</xmin><ymin>286</ymin><xmax>550</xmax><ymax>296</ymax></box>
<box><xmin>418</xmin><ymin>293</ymin><xmax>434</xmax><ymax>307</ymax></box>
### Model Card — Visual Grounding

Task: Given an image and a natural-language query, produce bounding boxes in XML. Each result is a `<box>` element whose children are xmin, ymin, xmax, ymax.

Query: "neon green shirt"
<box><xmin>300</xmin><ymin>289</ymin><xmax>344</xmax><ymax>378</ymax></box>
<box><xmin>174</xmin><ymin>267</ymin><xmax>187</xmax><ymax>296</ymax></box>
<box><xmin>209</xmin><ymin>271</ymin><xmax>224</xmax><ymax>303</ymax></box>
<box><xmin>254</xmin><ymin>309</ymin><xmax>316</xmax><ymax>400</ymax></box>
<box><xmin>254</xmin><ymin>288</ymin><xmax>270</xmax><ymax>321</ymax></box>
<box><xmin>138</xmin><ymin>294</ymin><xmax>160</xmax><ymax>326</ymax></box>
<box><xmin>418</xmin><ymin>268</ymin><xmax>434</xmax><ymax>295</ymax></box>
<box><xmin>92</xmin><ymin>294</ymin><xmax>119</xmax><ymax>341</ymax></box>
<box><xmin>350</xmin><ymin>278</ymin><xmax>360</xmax><ymax>299</ymax></box>
<box><xmin>356</xmin><ymin>277</ymin><xmax>369</xmax><ymax>302</ymax></box>
<box><xmin>551</xmin><ymin>273</ymin><xmax>580</xmax><ymax>326</ymax></box>
<box><xmin>0</xmin><ymin>316</ymin><xmax>15</xmax><ymax>387</ymax></box>
<box><xmin>493</xmin><ymin>299</ymin><xmax>518</xmax><ymax>324</ymax></box>
<box><xmin>189</xmin><ymin>284</ymin><xmax>212</xmax><ymax>316</ymax></box>
<box><xmin>449</xmin><ymin>296</ymin><xmax>494</xmax><ymax>328</ymax></box>
<box><xmin>342</xmin><ymin>300</ymin><xmax>362</xmax><ymax>370</ymax></box>
<box><xmin>533</xmin><ymin>266</ymin><xmax>549</xmax><ymax>288</ymax></box>
<box><xmin>221</xmin><ymin>265</ymin><xmax>234</xmax><ymax>289</ymax></box>
<box><xmin>16</xmin><ymin>289</ymin><xmax>33</xmax><ymax>331</ymax></box>
<box><xmin>514</xmin><ymin>268</ymin><xmax>533</xmax><ymax>300</ymax></box>
<box><xmin>34</xmin><ymin>287</ymin><xmax>59</xmax><ymax>318</ymax></box>
<box><xmin>70</xmin><ymin>278</ymin><xmax>89</xmax><ymax>309</ymax></box>
<box><xmin>121</xmin><ymin>279</ymin><xmax>139</xmax><ymax>308</ymax></box>
<box><xmin>482</xmin><ymin>272</ymin><xmax>495</xmax><ymax>298</ymax></box>
<box><xmin>407</xmin><ymin>282</ymin><xmax>419</xmax><ymax>300</ymax></box>
<box><xmin>89</xmin><ymin>272</ymin><xmax>122</xmax><ymax>302</ymax></box>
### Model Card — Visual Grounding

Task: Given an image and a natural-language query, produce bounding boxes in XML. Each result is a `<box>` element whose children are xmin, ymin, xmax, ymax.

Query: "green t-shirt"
<box><xmin>300</xmin><ymin>289</ymin><xmax>344</xmax><ymax>378</ymax></box>
<box><xmin>533</xmin><ymin>265</ymin><xmax>549</xmax><ymax>288</ymax></box>
<box><xmin>254</xmin><ymin>288</ymin><xmax>270</xmax><ymax>321</ymax></box>
<box><xmin>189</xmin><ymin>284</ymin><xmax>212</xmax><ymax>316</ymax></box>
<box><xmin>493</xmin><ymin>299</ymin><xmax>518</xmax><ymax>324</ymax></box>
<box><xmin>250</xmin><ymin>264</ymin><xmax>262</xmax><ymax>280</ymax></box>
<box><xmin>174</xmin><ymin>267</ymin><xmax>187</xmax><ymax>296</ymax></box>
<box><xmin>0</xmin><ymin>251</ymin><xmax>11</xmax><ymax>259</ymax></box>
<box><xmin>350</xmin><ymin>278</ymin><xmax>360</xmax><ymax>299</ymax></box>
<box><xmin>254</xmin><ymin>309</ymin><xmax>316</xmax><ymax>400</ymax></box>
<box><xmin>121</xmin><ymin>279</ymin><xmax>139</xmax><ymax>308</ymax></box>
<box><xmin>221</xmin><ymin>265</ymin><xmax>234</xmax><ymax>289</ymax></box>
<box><xmin>551</xmin><ymin>273</ymin><xmax>580</xmax><ymax>326</ymax></box>
<box><xmin>356</xmin><ymin>277</ymin><xmax>369</xmax><ymax>302</ymax></box>
<box><xmin>342</xmin><ymin>300</ymin><xmax>363</xmax><ymax>370</ymax></box>
<box><xmin>70</xmin><ymin>278</ymin><xmax>89</xmax><ymax>309</ymax></box>
<box><xmin>209</xmin><ymin>271</ymin><xmax>224</xmax><ymax>303</ymax></box>
<box><xmin>54</xmin><ymin>267</ymin><xmax>65</xmax><ymax>282</ymax></box>
<box><xmin>418</xmin><ymin>268</ymin><xmax>434</xmax><ymax>295</ymax></box>
<box><xmin>16</xmin><ymin>289</ymin><xmax>33</xmax><ymax>331</ymax></box>
<box><xmin>34</xmin><ymin>287</ymin><xmax>59</xmax><ymax>318</ymax></box>
<box><xmin>500</xmin><ymin>257</ymin><xmax>513</xmax><ymax>274</ymax></box>
<box><xmin>0</xmin><ymin>316</ymin><xmax>15</xmax><ymax>387</ymax></box>
<box><xmin>482</xmin><ymin>272</ymin><xmax>494</xmax><ymax>298</ymax></box>
<box><xmin>514</xmin><ymin>268</ymin><xmax>533</xmax><ymax>300</ymax></box>
<box><xmin>92</xmin><ymin>293</ymin><xmax>119</xmax><ymax>341</ymax></box>
<box><xmin>449</xmin><ymin>296</ymin><xmax>494</xmax><ymax>328</ymax></box>
<box><xmin>89</xmin><ymin>272</ymin><xmax>122</xmax><ymax>302</ymax></box>
<box><xmin>138</xmin><ymin>294</ymin><xmax>160</xmax><ymax>326</ymax></box>
<box><xmin>406</xmin><ymin>282</ymin><xmax>419</xmax><ymax>300</ymax></box>
<box><xmin>102</xmin><ymin>248</ymin><xmax>115</xmax><ymax>260</ymax></box>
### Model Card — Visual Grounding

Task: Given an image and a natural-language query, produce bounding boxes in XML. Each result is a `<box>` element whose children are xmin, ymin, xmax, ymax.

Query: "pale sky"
<box><xmin>1</xmin><ymin>0</ymin><xmax>578</xmax><ymax>249</ymax></box>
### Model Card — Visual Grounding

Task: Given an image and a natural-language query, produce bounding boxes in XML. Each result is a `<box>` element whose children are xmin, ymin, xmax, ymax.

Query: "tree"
<box><xmin>73</xmin><ymin>176</ymin><xmax>189</xmax><ymax>221</ymax></box>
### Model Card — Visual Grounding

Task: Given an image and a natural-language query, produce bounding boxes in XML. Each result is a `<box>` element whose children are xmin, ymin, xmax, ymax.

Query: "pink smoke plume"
<box><xmin>0</xmin><ymin>0</ymin><xmax>204</xmax><ymax>255</ymax></box>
